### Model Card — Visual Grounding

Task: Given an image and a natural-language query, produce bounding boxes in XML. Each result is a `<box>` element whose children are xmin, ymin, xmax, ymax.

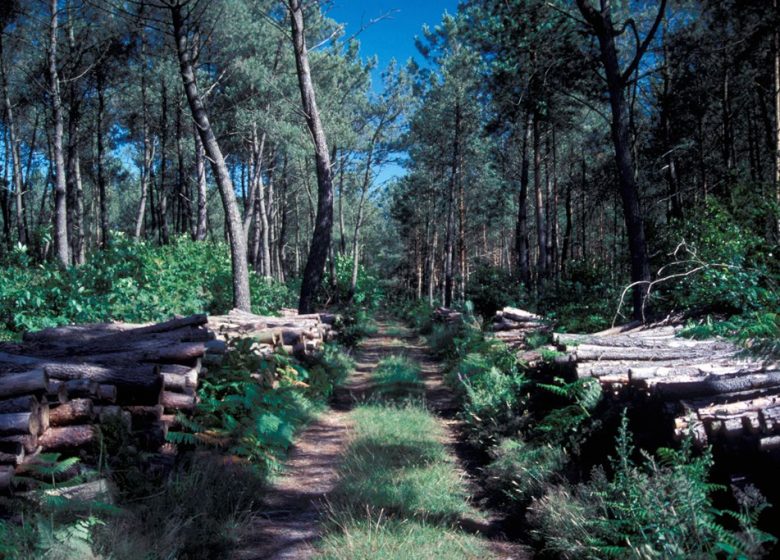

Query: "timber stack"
<box><xmin>432</xmin><ymin>307</ymin><xmax>463</xmax><ymax>325</ymax></box>
<box><xmin>207</xmin><ymin>308</ymin><xmax>338</xmax><ymax>358</ymax></box>
<box><xmin>553</xmin><ymin>324</ymin><xmax>780</xmax><ymax>453</ymax></box>
<box><xmin>0</xmin><ymin>314</ymin><xmax>224</xmax><ymax>492</ymax></box>
<box><xmin>489</xmin><ymin>307</ymin><xmax>549</xmax><ymax>352</ymax></box>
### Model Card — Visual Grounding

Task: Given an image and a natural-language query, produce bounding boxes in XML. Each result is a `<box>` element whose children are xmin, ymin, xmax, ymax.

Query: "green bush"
<box><xmin>484</xmin><ymin>439</ymin><xmax>566</xmax><ymax>505</ymax></box>
<box><xmin>323</xmin><ymin>253</ymin><xmax>384</xmax><ymax>309</ymax></box>
<box><xmin>528</xmin><ymin>415</ymin><xmax>776</xmax><ymax>559</ymax></box>
<box><xmin>659</xmin><ymin>204</ymin><xmax>778</xmax><ymax>318</ymax></box>
<box><xmin>465</xmin><ymin>261</ymin><xmax>522</xmax><ymax>319</ymax></box>
<box><xmin>0</xmin><ymin>236</ymin><xmax>296</xmax><ymax>336</ymax></box>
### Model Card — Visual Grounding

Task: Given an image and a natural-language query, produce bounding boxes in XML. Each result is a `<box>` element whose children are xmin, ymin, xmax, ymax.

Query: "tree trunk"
<box><xmin>158</xmin><ymin>79</ymin><xmax>170</xmax><ymax>245</ymax></box>
<box><xmin>170</xmin><ymin>5</ymin><xmax>251</xmax><ymax>311</ymax></box>
<box><xmin>575</xmin><ymin>0</ymin><xmax>659</xmax><ymax>320</ymax></box>
<box><xmin>533</xmin><ymin>114</ymin><xmax>547</xmax><ymax>286</ymax></box>
<box><xmin>96</xmin><ymin>68</ymin><xmax>109</xmax><ymax>248</ymax></box>
<box><xmin>49</xmin><ymin>0</ymin><xmax>69</xmax><ymax>266</ymax></box>
<box><xmin>444</xmin><ymin>102</ymin><xmax>462</xmax><ymax>308</ymax></box>
<box><xmin>289</xmin><ymin>0</ymin><xmax>334</xmax><ymax>313</ymax></box>
<box><xmin>775</xmin><ymin>0</ymin><xmax>780</xmax><ymax>238</ymax></box>
<box><xmin>193</xmin><ymin>125</ymin><xmax>208</xmax><ymax>240</ymax></box>
<box><xmin>516</xmin><ymin>110</ymin><xmax>531</xmax><ymax>289</ymax></box>
<box><xmin>0</xmin><ymin>38</ymin><xmax>26</xmax><ymax>247</ymax></box>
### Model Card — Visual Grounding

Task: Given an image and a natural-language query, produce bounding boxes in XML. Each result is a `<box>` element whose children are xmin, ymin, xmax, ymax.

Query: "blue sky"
<box><xmin>326</xmin><ymin>1</ymin><xmax>459</xmax><ymax>183</ymax></box>
<box><xmin>327</xmin><ymin>0</ymin><xmax>458</xmax><ymax>90</ymax></box>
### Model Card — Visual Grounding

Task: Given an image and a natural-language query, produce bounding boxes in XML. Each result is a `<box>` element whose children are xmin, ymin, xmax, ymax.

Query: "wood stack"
<box><xmin>432</xmin><ymin>307</ymin><xmax>463</xmax><ymax>325</ymax></box>
<box><xmin>207</xmin><ymin>308</ymin><xmax>337</xmax><ymax>358</ymax></box>
<box><xmin>0</xmin><ymin>314</ymin><xmax>224</xmax><ymax>492</ymax></box>
<box><xmin>489</xmin><ymin>307</ymin><xmax>548</xmax><ymax>350</ymax></box>
<box><xmin>554</xmin><ymin>324</ymin><xmax>780</xmax><ymax>450</ymax></box>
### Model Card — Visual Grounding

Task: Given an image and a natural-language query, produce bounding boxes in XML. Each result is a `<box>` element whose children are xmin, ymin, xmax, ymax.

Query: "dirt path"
<box><xmin>231</xmin><ymin>322</ymin><xmax>396</xmax><ymax>560</ymax></box>
<box><xmin>392</xmin><ymin>325</ymin><xmax>534</xmax><ymax>560</ymax></box>
<box><xmin>233</xmin><ymin>320</ymin><xmax>531</xmax><ymax>560</ymax></box>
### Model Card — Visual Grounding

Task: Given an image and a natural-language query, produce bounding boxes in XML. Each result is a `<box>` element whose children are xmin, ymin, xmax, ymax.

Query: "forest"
<box><xmin>0</xmin><ymin>0</ymin><xmax>778</xmax><ymax>558</ymax></box>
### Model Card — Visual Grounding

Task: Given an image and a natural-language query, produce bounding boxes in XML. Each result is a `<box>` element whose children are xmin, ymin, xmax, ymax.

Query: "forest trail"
<box><xmin>232</xmin><ymin>320</ymin><xmax>531</xmax><ymax>559</ymax></box>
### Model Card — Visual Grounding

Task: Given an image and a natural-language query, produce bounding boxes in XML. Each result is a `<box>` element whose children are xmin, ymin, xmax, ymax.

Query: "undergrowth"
<box><xmin>428</xmin><ymin>312</ymin><xmax>776</xmax><ymax>558</ymax></box>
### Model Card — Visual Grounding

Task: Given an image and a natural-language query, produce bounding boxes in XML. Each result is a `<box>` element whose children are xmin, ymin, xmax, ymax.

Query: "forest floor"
<box><xmin>232</xmin><ymin>320</ymin><xmax>531</xmax><ymax>560</ymax></box>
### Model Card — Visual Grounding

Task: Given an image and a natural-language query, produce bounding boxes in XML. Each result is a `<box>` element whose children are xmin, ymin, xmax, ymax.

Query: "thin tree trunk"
<box><xmin>49</xmin><ymin>0</ymin><xmax>69</xmax><ymax>266</ymax></box>
<box><xmin>533</xmin><ymin>114</ymin><xmax>547</xmax><ymax>287</ymax></box>
<box><xmin>289</xmin><ymin>0</ymin><xmax>334</xmax><ymax>313</ymax></box>
<box><xmin>0</xmin><ymin>39</ymin><xmax>26</xmax><ymax>246</ymax></box>
<box><xmin>170</xmin><ymin>4</ymin><xmax>251</xmax><ymax>311</ymax></box>
<box><xmin>158</xmin><ymin>80</ymin><xmax>169</xmax><ymax>245</ymax></box>
<box><xmin>516</xmin><ymin>110</ymin><xmax>531</xmax><ymax>290</ymax></box>
<box><xmin>96</xmin><ymin>68</ymin><xmax>109</xmax><ymax>248</ymax></box>
<box><xmin>193</xmin><ymin>126</ymin><xmax>208</xmax><ymax>240</ymax></box>
<box><xmin>444</xmin><ymin>102</ymin><xmax>461</xmax><ymax>308</ymax></box>
<box><xmin>774</xmin><ymin>0</ymin><xmax>780</xmax><ymax>237</ymax></box>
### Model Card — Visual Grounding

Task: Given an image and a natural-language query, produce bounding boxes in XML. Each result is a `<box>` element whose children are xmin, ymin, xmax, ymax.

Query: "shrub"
<box><xmin>465</xmin><ymin>261</ymin><xmax>522</xmax><ymax>319</ymax></box>
<box><xmin>485</xmin><ymin>439</ymin><xmax>567</xmax><ymax>506</ymax></box>
<box><xmin>528</xmin><ymin>415</ymin><xmax>776</xmax><ymax>559</ymax></box>
<box><xmin>0</xmin><ymin>236</ymin><xmax>296</xmax><ymax>336</ymax></box>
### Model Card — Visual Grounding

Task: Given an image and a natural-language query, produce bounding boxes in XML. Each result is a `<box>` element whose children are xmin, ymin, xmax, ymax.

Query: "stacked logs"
<box><xmin>489</xmin><ymin>307</ymin><xmax>548</xmax><ymax>351</ymax></box>
<box><xmin>0</xmin><ymin>314</ymin><xmax>224</xmax><ymax>492</ymax></box>
<box><xmin>207</xmin><ymin>308</ymin><xmax>337</xmax><ymax>358</ymax></box>
<box><xmin>554</xmin><ymin>324</ymin><xmax>780</xmax><ymax>451</ymax></box>
<box><xmin>432</xmin><ymin>307</ymin><xmax>463</xmax><ymax>325</ymax></box>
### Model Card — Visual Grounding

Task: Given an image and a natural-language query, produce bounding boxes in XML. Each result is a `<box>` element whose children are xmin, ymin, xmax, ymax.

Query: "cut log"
<box><xmin>501</xmin><ymin>307</ymin><xmax>543</xmax><ymax>323</ymax></box>
<box><xmin>0</xmin><ymin>395</ymin><xmax>40</xmax><ymax>414</ymax></box>
<box><xmin>161</xmin><ymin>367</ymin><xmax>198</xmax><ymax>392</ymax></box>
<box><xmin>161</xmin><ymin>391</ymin><xmax>197</xmax><ymax>412</ymax></box>
<box><xmin>42</xmin><ymin>478</ymin><xmax>114</xmax><ymax>503</ymax></box>
<box><xmin>204</xmin><ymin>340</ymin><xmax>227</xmax><ymax>354</ymax></box>
<box><xmin>573</xmin><ymin>343</ymin><xmax>737</xmax><ymax>362</ymax></box>
<box><xmin>57</xmin><ymin>379</ymin><xmax>98</xmax><ymax>399</ymax></box>
<box><xmin>49</xmin><ymin>399</ymin><xmax>94</xmax><ymax>427</ymax></box>
<box><xmin>39</xmin><ymin>425</ymin><xmax>98</xmax><ymax>452</ymax></box>
<box><xmin>97</xmin><ymin>384</ymin><xmax>117</xmax><ymax>403</ymax></box>
<box><xmin>38</xmin><ymin>402</ymin><xmax>49</xmax><ymax>432</ymax></box>
<box><xmin>45</xmin><ymin>364</ymin><xmax>162</xmax><ymax>405</ymax></box>
<box><xmin>0</xmin><ymin>465</ymin><xmax>13</xmax><ymax>491</ymax></box>
<box><xmin>0</xmin><ymin>441</ymin><xmax>23</xmax><ymax>465</ymax></box>
<box><xmin>0</xmin><ymin>369</ymin><xmax>49</xmax><ymax>398</ymax></box>
<box><xmin>124</xmin><ymin>405</ymin><xmax>164</xmax><ymax>426</ymax></box>
<box><xmin>0</xmin><ymin>412</ymin><xmax>39</xmax><ymax>436</ymax></box>
<box><xmin>95</xmin><ymin>406</ymin><xmax>132</xmax><ymax>431</ymax></box>
<box><xmin>652</xmin><ymin>371</ymin><xmax>780</xmax><ymax>399</ymax></box>
<box><xmin>0</xmin><ymin>434</ymin><xmax>38</xmax><ymax>454</ymax></box>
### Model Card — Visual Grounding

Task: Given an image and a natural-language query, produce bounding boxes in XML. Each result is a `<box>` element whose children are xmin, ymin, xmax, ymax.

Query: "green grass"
<box><xmin>316</xmin><ymin>512</ymin><xmax>490</xmax><ymax>560</ymax></box>
<box><xmin>315</xmin><ymin>399</ymin><xmax>494</xmax><ymax>559</ymax></box>
<box><xmin>372</xmin><ymin>355</ymin><xmax>425</xmax><ymax>402</ymax></box>
<box><xmin>384</xmin><ymin>325</ymin><xmax>408</xmax><ymax>338</ymax></box>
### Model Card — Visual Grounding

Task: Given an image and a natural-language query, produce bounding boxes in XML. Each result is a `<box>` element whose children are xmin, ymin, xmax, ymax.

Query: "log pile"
<box><xmin>0</xmin><ymin>314</ymin><xmax>224</xmax><ymax>492</ymax></box>
<box><xmin>554</xmin><ymin>324</ymin><xmax>780</xmax><ymax>450</ymax></box>
<box><xmin>489</xmin><ymin>307</ymin><xmax>548</xmax><ymax>351</ymax></box>
<box><xmin>207</xmin><ymin>308</ymin><xmax>337</xmax><ymax>358</ymax></box>
<box><xmin>432</xmin><ymin>307</ymin><xmax>463</xmax><ymax>325</ymax></box>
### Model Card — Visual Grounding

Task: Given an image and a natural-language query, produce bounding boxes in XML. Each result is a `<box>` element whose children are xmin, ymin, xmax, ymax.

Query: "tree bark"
<box><xmin>533</xmin><ymin>114</ymin><xmax>547</xmax><ymax>286</ymax></box>
<box><xmin>0</xmin><ymin>38</ymin><xmax>26</xmax><ymax>247</ymax></box>
<box><xmin>49</xmin><ymin>0</ymin><xmax>69</xmax><ymax>266</ymax></box>
<box><xmin>170</xmin><ymin>4</ymin><xmax>251</xmax><ymax>311</ymax></box>
<box><xmin>193</xmin><ymin>125</ymin><xmax>208</xmax><ymax>240</ymax></box>
<box><xmin>96</xmin><ymin>67</ymin><xmax>109</xmax><ymax>248</ymax></box>
<box><xmin>775</xmin><ymin>0</ymin><xmax>780</xmax><ymax>237</ymax></box>
<box><xmin>288</xmin><ymin>0</ymin><xmax>334</xmax><ymax>313</ymax></box>
<box><xmin>444</xmin><ymin>102</ymin><xmax>462</xmax><ymax>308</ymax></box>
<box><xmin>515</xmin><ymin>110</ymin><xmax>531</xmax><ymax>289</ymax></box>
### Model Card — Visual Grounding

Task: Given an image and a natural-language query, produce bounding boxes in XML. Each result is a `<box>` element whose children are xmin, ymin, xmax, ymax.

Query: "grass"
<box><xmin>316</xmin><ymin>404</ymin><xmax>492</xmax><ymax>559</ymax></box>
<box><xmin>371</xmin><ymin>355</ymin><xmax>425</xmax><ymax>402</ymax></box>
<box><xmin>314</xmin><ymin>343</ymin><xmax>495</xmax><ymax>559</ymax></box>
